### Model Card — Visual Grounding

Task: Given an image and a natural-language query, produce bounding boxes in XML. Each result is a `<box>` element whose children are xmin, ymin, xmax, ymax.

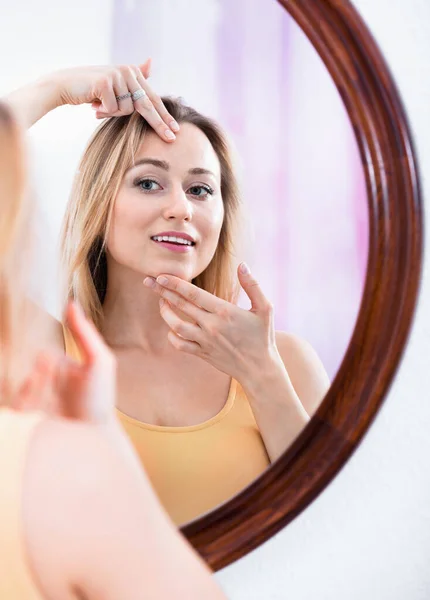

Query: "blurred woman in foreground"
<box><xmin>0</xmin><ymin>102</ymin><xmax>225</xmax><ymax>599</ymax></box>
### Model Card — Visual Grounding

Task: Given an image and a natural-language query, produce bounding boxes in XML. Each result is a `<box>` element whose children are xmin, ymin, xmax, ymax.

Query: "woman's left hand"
<box><xmin>143</xmin><ymin>262</ymin><xmax>282</xmax><ymax>382</ymax></box>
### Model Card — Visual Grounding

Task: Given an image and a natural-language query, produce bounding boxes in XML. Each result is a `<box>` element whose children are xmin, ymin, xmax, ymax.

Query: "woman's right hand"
<box><xmin>50</xmin><ymin>61</ymin><xmax>180</xmax><ymax>142</ymax></box>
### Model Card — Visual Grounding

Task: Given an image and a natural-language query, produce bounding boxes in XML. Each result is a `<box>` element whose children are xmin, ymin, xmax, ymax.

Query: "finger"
<box><xmin>92</xmin><ymin>62</ymin><xmax>150</xmax><ymax>116</ymax></box>
<box><xmin>94</xmin><ymin>65</ymin><xmax>147</xmax><ymax>118</ymax></box>
<box><xmin>151</xmin><ymin>275</ymin><xmax>227</xmax><ymax>314</ymax></box>
<box><xmin>144</xmin><ymin>277</ymin><xmax>208</xmax><ymax>322</ymax></box>
<box><xmin>159</xmin><ymin>299</ymin><xmax>204</xmax><ymax>344</ymax></box>
<box><xmin>29</xmin><ymin>354</ymin><xmax>58</xmax><ymax>412</ymax></box>
<box><xmin>237</xmin><ymin>263</ymin><xmax>271</xmax><ymax>313</ymax></box>
<box><xmin>139</xmin><ymin>58</ymin><xmax>152</xmax><ymax>79</ymax></box>
<box><xmin>65</xmin><ymin>301</ymin><xmax>111</xmax><ymax>368</ymax></box>
<box><xmin>94</xmin><ymin>70</ymin><xmax>131</xmax><ymax>118</ymax></box>
<box><xmin>134</xmin><ymin>67</ymin><xmax>179</xmax><ymax>133</ymax></box>
<box><xmin>96</xmin><ymin>76</ymin><xmax>119</xmax><ymax>115</ymax></box>
<box><xmin>53</xmin><ymin>356</ymin><xmax>88</xmax><ymax>419</ymax></box>
<box><xmin>11</xmin><ymin>375</ymin><xmax>33</xmax><ymax>410</ymax></box>
<box><xmin>112</xmin><ymin>69</ymin><xmax>134</xmax><ymax>115</ymax></box>
<box><xmin>124</xmin><ymin>69</ymin><xmax>177</xmax><ymax>142</ymax></box>
<box><xmin>13</xmin><ymin>353</ymin><xmax>55</xmax><ymax>411</ymax></box>
<box><xmin>167</xmin><ymin>330</ymin><xmax>201</xmax><ymax>355</ymax></box>
<box><xmin>54</xmin><ymin>355</ymin><xmax>83</xmax><ymax>394</ymax></box>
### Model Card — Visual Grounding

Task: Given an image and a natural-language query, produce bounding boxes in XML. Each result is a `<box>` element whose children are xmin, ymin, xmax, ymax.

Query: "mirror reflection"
<box><xmin>2</xmin><ymin>0</ymin><xmax>368</xmax><ymax>526</ymax></box>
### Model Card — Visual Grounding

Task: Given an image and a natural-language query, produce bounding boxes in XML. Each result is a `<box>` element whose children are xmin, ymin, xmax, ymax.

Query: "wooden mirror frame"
<box><xmin>181</xmin><ymin>0</ymin><xmax>423</xmax><ymax>570</ymax></box>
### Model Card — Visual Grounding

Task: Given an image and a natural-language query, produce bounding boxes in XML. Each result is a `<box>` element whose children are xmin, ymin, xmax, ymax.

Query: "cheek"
<box><xmin>201</xmin><ymin>202</ymin><xmax>224</xmax><ymax>241</ymax></box>
<box><xmin>114</xmin><ymin>195</ymin><xmax>139</xmax><ymax>227</ymax></box>
<box><xmin>212</xmin><ymin>208</ymin><xmax>225</xmax><ymax>246</ymax></box>
<box><xmin>107</xmin><ymin>196</ymin><xmax>150</xmax><ymax>254</ymax></box>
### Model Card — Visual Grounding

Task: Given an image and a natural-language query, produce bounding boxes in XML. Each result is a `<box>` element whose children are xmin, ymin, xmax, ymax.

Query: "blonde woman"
<box><xmin>0</xmin><ymin>102</ymin><xmax>227</xmax><ymax>598</ymax></box>
<box><xmin>5</xmin><ymin>64</ymin><xmax>330</xmax><ymax>526</ymax></box>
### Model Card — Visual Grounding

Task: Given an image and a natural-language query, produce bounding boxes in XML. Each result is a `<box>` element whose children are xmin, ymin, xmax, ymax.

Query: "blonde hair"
<box><xmin>61</xmin><ymin>98</ymin><xmax>242</xmax><ymax>330</ymax></box>
<box><xmin>0</xmin><ymin>102</ymin><xmax>29</xmax><ymax>399</ymax></box>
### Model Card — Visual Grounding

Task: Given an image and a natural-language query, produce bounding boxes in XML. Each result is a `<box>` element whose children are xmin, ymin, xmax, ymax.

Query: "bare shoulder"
<box><xmin>22</xmin><ymin>417</ymin><xmax>106</xmax><ymax>598</ymax></box>
<box><xmin>24</xmin><ymin>297</ymin><xmax>65</xmax><ymax>352</ymax></box>
<box><xmin>22</xmin><ymin>416</ymin><xmax>135</xmax><ymax>599</ymax></box>
<box><xmin>21</xmin><ymin>416</ymin><xmax>222</xmax><ymax>600</ymax></box>
<box><xmin>275</xmin><ymin>331</ymin><xmax>330</xmax><ymax>415</ymax></box>
<box><xmin>275</xmin><ymin>331</ymin><xmax>326</xmax><ymax>371</ymax></box>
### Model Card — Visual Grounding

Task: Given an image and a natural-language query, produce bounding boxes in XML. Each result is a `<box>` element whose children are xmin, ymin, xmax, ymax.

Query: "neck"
<box><xmin>101</xmin><ymin>261</ymin><xmax>190</xmax><ymax>353</ymax></box>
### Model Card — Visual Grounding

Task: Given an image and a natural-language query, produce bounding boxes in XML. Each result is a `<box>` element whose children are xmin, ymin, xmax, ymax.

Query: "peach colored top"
<box><xmin>0</xmin><ymin>407</ymin><xmax>45</xmax><ymax>599</ymax></box>
<box><xmin>63</xmin><ymin>324</ymin><xmax>270</xmax><ymax>525</ymax></box>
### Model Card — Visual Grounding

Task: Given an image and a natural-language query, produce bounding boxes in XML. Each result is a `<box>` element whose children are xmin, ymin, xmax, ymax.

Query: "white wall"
<box><xmin>216</xmin><ymin>1</ymin><xmax>430</xmax><ymax>598</ymax></box>
<box><xmin>0</xmin><ymin>0</ymin><xmax>114</xmax><ymax>316</ymax></box>
<box><xmin>1</xmin><ymin>0</ymin><xmax>429</xmax><ymax>598</ymax></box>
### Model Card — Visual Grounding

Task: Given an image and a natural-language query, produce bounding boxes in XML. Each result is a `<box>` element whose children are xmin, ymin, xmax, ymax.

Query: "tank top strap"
<box><xmin>0</xmin><ymin>408</ymin><xmax>46</xmax><ymax>599</ymax></box>
<box><xmin>232</xmin><ymin>378</ymin><xmax>260</xmax><ymax>423</ymax></box>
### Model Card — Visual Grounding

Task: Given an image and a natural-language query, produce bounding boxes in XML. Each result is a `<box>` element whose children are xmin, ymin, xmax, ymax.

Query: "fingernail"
<box><xmin>157</xmin><ymin>276</ymin><xmax>169</xmax><ymax>286</ymax></box>
<box><xmin>159</xmin><ymin>298</ymin><xmax>165</xmax><ymax>307</ymax></box>
<box><xmin>170</xmin><ymin>120</ymin><xmax>180</xmax><ymax>132</ymax></box>
<box><xmin>143</xmin><ymin>276</ymin><xmax>156</xmax><ymax>288</ymax></box>
<box><xmin>240</xmin><ymin>262</ymin><xmax>250</xmax><ymax>275</ymax></box>
<box><xmin>165</xmin><ymin>130</ymin><xmax>176</xmax><ymax>140</ymax></box>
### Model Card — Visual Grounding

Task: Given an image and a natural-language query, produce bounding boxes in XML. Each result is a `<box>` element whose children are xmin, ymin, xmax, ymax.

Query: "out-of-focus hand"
<box><xmin>12</xmin><ymin>301</ymin><xmax>117</xmax><ymax>424</ymax></box>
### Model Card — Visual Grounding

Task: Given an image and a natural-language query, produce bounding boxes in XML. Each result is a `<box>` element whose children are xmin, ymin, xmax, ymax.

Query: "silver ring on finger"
<box><xmin>116</xmin><ymin>92</ymin><xmax>132</xmax><ymax>101</ymax></box>
<box><xmin>131</xmin><ymin>88</ymin><xmax>147</xmax><ymax>102</ymax></box>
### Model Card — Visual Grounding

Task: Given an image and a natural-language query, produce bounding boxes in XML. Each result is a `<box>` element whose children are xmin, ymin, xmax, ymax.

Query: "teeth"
<box><xmin>152</xmin><ymin>235</ymin><xmax>193</xmax><ymax>245</ymax></box>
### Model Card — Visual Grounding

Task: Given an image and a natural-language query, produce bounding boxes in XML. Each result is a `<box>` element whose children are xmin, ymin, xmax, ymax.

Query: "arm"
<box><xmin>23</xmin><ymin>416</ymin><xmax>226</xmax><ymax>600</ymax></box>
<box><xmin>3</xmin><ymin>76</ymin><xmax>60</xmax><ymax>129</ymax></box>
<box><xmin>2</xmin><ymin>63</ymin><xmax>179</xmax><ymax>141</ymax></box>
<box><xmin>240</xmin><ymin>332</ymin><xmax>330</xmax><ymax>463</ymax></box>
<box><xmin>275</xmin><ymin>331</ymin><xmax>330</xmax><ymax>417</ymax></box>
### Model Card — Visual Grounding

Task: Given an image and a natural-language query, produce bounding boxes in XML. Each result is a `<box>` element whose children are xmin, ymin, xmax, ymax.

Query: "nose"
<box><xmin>162</xmin><ymin>187</ymin><xmax>192</xmax><ymax>221</ymax></box>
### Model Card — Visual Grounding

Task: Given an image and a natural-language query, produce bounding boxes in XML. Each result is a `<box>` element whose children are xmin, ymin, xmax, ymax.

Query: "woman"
<box><xmin>0</xmin><ymin>102</ymin><xmax>226</xmax><ymax>598</ymax></box>
<box><xmin>5</xmin><ymin>64</ymin><xmax>330</xmax><ymax>525</ymax></box>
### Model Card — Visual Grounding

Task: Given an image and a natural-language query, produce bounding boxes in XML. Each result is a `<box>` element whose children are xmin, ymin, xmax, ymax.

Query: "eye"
<box><xmin>187</xmin><ymin>184</ymin><xmax>214</xmax><ymax>198</ymax></box>
<box><xmin>135</xmin><ymin>178</ymin><xmax>162</xmax><ymax>193</ymax></box>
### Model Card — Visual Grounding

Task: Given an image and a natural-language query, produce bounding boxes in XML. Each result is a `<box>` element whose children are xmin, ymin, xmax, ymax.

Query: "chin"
<box><xmin>146</xmin><ymin>263</ymin><xmax>194</xmax><ymax>281</ymax></box>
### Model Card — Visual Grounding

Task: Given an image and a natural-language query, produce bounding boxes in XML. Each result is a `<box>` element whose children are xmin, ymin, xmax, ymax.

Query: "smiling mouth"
<box><xmin>151</xmin><ymin>235</ymin><xmax>195</xmax><ymax>247</ymax></box>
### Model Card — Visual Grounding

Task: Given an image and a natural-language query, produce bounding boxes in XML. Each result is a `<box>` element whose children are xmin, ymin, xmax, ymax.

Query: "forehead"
<box><xmin>135</xmin><ymin>122</ymin><xmax>221</xmax><ymax>180</ymax></box>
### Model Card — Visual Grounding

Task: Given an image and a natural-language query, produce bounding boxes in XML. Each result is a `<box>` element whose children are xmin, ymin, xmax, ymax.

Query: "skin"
<box><xmin>98</xmin><ymin>122</ymin><xmax>330</xmax><ymax>459</ymax></box>
<box><xmin>11</xmin><ymin>69</ymin><xmax>329</xmax><ymax>460</ymax></box>
<box><xmin>102</xmin><ymin>121</ymin><xmax>225</xmax><ymax>351</ymax></box>
<box><xmin>101</xmin><ymin>123</ymin><xmax>234</xmax><ymax>428</ymax></box>
<box><xmin>0</xmin><ymin>66</ymin><xmax>229</xmax><ymax>599</ymax></box>
<box><xmin>13</xmin><ymin>304</ymin><xmax>225</xmax><ymax>599</ymax></box>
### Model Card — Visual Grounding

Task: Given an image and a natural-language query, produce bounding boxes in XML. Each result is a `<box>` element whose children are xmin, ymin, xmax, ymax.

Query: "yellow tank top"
<box><xmin>0</xmin><ymin>408</ymin><xmax>45</xmax><ymax>599</ymax></box>
<box><xmin>63</xmin><ymin>325</ymin><xmax>270</xmax><ymax>525</ymax></box>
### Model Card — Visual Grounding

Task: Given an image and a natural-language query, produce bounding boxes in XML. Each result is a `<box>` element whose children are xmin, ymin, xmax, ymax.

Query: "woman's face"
<box><xmin>107</xmin><ymin>122</ymin><xmax>224</xmax><ymax>282</ymax></box>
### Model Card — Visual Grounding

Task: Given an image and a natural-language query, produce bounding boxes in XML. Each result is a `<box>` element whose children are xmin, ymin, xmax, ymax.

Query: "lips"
<box><xmin>150</xmin><ymin>230</ymin><xmax>196</xmax><ymax>245</ymax></box>
<box><xmin>150</xmin><ymin>237</ymin><xmax>194</xmax><ymax>254</ymax></box>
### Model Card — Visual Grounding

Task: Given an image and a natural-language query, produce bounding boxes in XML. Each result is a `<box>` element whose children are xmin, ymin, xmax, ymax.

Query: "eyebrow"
<box><xmin>127</xmin><ymin>158</ymin><xmax>216</xmax><ymax>178</ymax></box>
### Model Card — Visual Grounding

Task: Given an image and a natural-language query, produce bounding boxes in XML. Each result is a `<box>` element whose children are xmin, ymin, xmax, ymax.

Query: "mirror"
<box><xmin>1</xmin><ymin>0</ymin><xmax>368</xmax><ymax>529</ymax></box>
<box><xmin>0</xmin><ymin>0</ymin><xmax>422</xmax><ymax>569</ymax></box>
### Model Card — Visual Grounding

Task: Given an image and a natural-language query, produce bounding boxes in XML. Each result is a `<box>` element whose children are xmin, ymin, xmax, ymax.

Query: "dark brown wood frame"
<box><xmin>182</xmin><ymin>0</ymin><xmax>423</xmax><ymax>570</ymax></box>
